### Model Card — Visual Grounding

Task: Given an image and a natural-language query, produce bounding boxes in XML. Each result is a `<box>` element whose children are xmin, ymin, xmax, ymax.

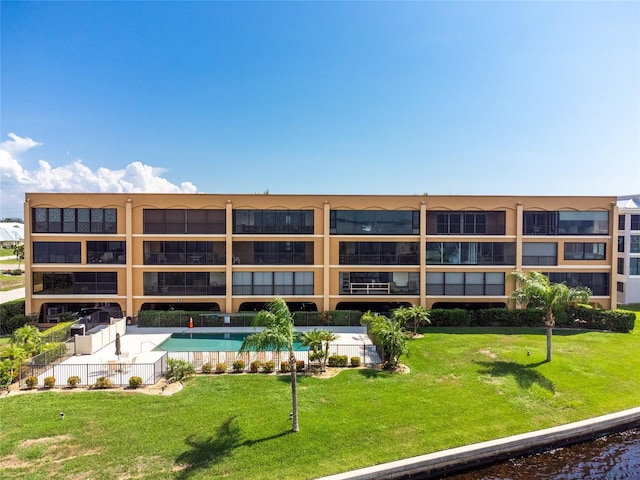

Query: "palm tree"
<box><xmin>300</xmin><ymin>329</ymin><xmax>325</xmax><ymax>370</ymax></box>
<box><xmin>13</xmin><ymin>243</ymin><xmax>24</xmax><ymax>270</ymax></box>
<box><xmin>239</xmin><ymin>297</ymin><xmax>300</xmax><ymax>432</ymax></box>
<box><xmin>319</xmin><ymin>329</ymin><xmax>338</xmax><ymax>372</ymax></box>
<box><xmin>361</xmin><ymin>311</ymin><xmax>409</xmax><ymax>369</ymax></box>
<box><xmin>11</xmin><ymin>325</ymin><xmax>42</xmax><ymax>356</ymax></box>
<box><xmin>510</xmin><ymin>271</ymin><xmax>591</xmax><ymax>362</ymax></box>
<box><xmin>393</xmin><ymin>305</ymin><xmax>431</xmax><ymax>337</ymax></box>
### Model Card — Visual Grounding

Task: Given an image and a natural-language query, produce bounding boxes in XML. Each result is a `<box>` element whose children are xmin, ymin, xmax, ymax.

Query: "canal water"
<box><xmin>441</xmin><ymin>428</ymin><xmax>640</xmax><ymax>479</ymax></box>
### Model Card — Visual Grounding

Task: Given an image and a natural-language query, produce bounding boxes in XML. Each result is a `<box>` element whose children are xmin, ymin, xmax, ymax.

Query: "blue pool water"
<box><xmin>155</xmin><ymin>332</ymin><xmax>307</xmax><ymax>352</ymax></box>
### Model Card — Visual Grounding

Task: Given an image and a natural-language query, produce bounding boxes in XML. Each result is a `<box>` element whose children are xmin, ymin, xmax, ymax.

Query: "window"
<box><xmin>426</xmin><ymin>242</ymin><xmax>515</xmax><ymax>265</ymax></box>
<box><xmin>619</xmin><ymin>215</ymin><xmax>626</xmax><ymax>231</ymax></box>
<box><xmin>143</xmin><ymin>241</ymin><xmax>225</xmax><ymax>265</ymax></box>
<box><xmin>617</xmin><ymin>282</ymin><xmax>624</xmax><ymax>293</ymax></box>
<box><xmin>630</xmin><ymin>236</ymin><xmax>640</xmax><ymax>254</ymax></box>
<box><xmin>87</xmin><ymin>241</ymin><xmax>126</xmax><ymax>264</ymax></box>
<box><xmin>631</xmin><ymin>215</ymin><xmax>640</xmax><ymax>230</ymax></box>
<box><xmin>618</xmin><ymin>258</ymin><xmax>625</xmax><ymax>275</ymax></box>
<box><xmin>339</xmin><ymin>271</ymin><xmax>419</xmax><ymax>295</ymax></box>
<box><xmin>340</xmin><ymin>242</ymin><xmax>419</xmax><ymax>265</ymax></box>
<box><xmin>558</xmin><ymin>211</ymin><xmax>609</xmax><ymax>235</ymax></box>
<box><xmin>631</xmin><ymin>258</ymin><xmax>640</xmax><ymax>276</ymax></box>
<box><xmin>143</xmin><ymin>271</ymin><xmax>225</xmax><ymax>295</ymax></box>
<box><xmin>33</xmin><ymin>272</ymin><xmax>117</xmax><ymax>295</ymax></box>
<box><xmin>33</xmin><ymin>208</ymin><xmax>116</xmax><ymax>234</ymax></box>
<box><xmin>619</xmin><ymin>236</ymin><xmax>625</xmax><ymax>253</ymax></box>
<box><xmin>425</xmin><ymin>272</ymin><xmax>505</xmax><ymax>296</ymax></box>
<box><xmin>234</xmin><ymin>241</ymin><xmax>314</xmax><ymax>265</ymax></box>
<box><xmin>523</xmin><ymin>211</ymin><xmax>609</xmax><ymax>235</ymax></box>
<box><xmin>234</xmin><ymin>210</ymin><xmax>314</xmax><ymax>234</ymax></box>
<box><xmin>564</xmin><ymin>243</ymin><xmax>606</xmax><ymax>261</ymax></box>
<box><xmin>546</xmin><ymin>272</ymin><xmax>609</xmax><ymax>296</ymax></box>
<box><xmin>330</xmin><ymin>210</ymin><xmax>418</xmax><ymax>235</ymax></box>
<box><xmin>33</xmin><ymin>242</ymin><xmax>81</xmax><ymax>263</ymax></box>
<box><xmin>427</xmin><ymin>211</ymin><xmax>506</xmax><ymax>235</ymax></box>
<box><xmin>143</xmin><ymin>209</ymin><xmax>226</xmax><ymax>234</ymax></box>
<box><xmin>522</xmin><ymin>243</ymin><xmax>557</xmax><ymax>266</ymax></box>
<box><xmin>231</xmin><ymin>272</ymin><xmax>314</xmax><ymax>295</ymax></box>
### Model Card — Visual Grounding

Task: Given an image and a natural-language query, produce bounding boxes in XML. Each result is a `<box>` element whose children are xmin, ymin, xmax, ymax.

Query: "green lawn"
<box><xmin>1</xmin><ymin>318</ymin><xmax>639</xmax><ymax>479</ymax></box>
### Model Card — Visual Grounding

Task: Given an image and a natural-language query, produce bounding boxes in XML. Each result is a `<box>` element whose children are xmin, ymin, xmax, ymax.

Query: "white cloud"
<box><xmin>0</xmin><ymin>133</ymin><xmax>198</xmax><ymax>218</ymax></box>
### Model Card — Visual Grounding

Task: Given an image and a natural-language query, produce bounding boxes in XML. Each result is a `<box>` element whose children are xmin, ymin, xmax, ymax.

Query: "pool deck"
<box><xmin>63</xmin><ymin>325</ymin><xmax>374</xmax><ymax>368</ymax></box>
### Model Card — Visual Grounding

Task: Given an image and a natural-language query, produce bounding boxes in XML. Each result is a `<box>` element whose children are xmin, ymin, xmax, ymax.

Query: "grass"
<box><xmin>1</xmin><ymin>315</ymin><xmax>639</xmax><ymax>479</ymax></box>
<box><xmin>0</xmin><ymin>272</ymin><xmax>24</xmax><ymax>292</ymax></box>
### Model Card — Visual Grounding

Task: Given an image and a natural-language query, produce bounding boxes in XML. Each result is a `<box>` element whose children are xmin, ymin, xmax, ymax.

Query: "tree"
<box><xmin>300</xmin><ymin>329</ymin><xmax>325</xmax><ymax>370</ymax></box>
<box><xmin>319</xmin><ymin>329</ymin><xmax>338</xmax><ymax>372</ymax></box>
<box><xmin>13</xmin><ymin>243</ymin><xmax>24</xmax><ymax>270</ymax></box>
<box><xmin>509</xmin><ymin>270</ymin><xmax>591</xmax><ymax>362</ymax></box>
<box><xmin>11</xmin><ymin>325</ymin><xmax>42</xmax><ymax>356</ymax></box>
<box><xmin>361</xmin><ymin>311</ymin><xmax>409</xmax><ymax>370</ymax></box>
<box><xmin>393</xmin><ymin>305</ymin><xmax>431</xmax><ymax>337</ymax></box>
<box><xmin>240</xmin><ymin>297</ymin><xmax>300</xmax><ymax>432</ymax></box>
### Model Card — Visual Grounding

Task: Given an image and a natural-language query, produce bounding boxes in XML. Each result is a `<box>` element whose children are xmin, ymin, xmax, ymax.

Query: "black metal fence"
<box><xmin>19</xmin><ymin>354</ymin><xmax>168</xmax><ymax>388</ymax></box>
<box><xmin>167</xmin><ymin>344</ymin><xmax>381</xmax><ymax>371</ymax></box>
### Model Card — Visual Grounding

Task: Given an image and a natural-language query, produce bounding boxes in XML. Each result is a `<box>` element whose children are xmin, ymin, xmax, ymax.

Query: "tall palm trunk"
<box><xmin>545</xmin><ymin>308</ymin><xmax>554</xmax><ymax>363</ymax></box>
<box><xmin>289</xmin><ymin>351</ymin><xmax>299</xmax><ymax>432</ymax></box>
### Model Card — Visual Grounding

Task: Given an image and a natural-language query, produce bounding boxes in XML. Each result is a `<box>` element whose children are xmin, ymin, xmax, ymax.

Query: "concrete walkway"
<box><xmin>0</xmin><ymin>287</ymin><xmax>24</xmax><ymax>304</ymax></box>
<box><xmin>0</xmin><ymin>257</ymin><xmax>24</xmax><ymax>304</ymax></box>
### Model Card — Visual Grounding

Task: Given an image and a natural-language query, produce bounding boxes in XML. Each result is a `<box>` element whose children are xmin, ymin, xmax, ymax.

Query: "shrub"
<box><xmin>263</xmin><ymin>360</ymin><xmax>275</xmax><ymax>373</ymax></box>
<box><xmin>280</xmin><ymin>361</ymin><xmax>290</xmax><ymax>373</ymax></box>
<box><xmin>43</xmin><ymin>376</ymin><xmax>55</xmax><ymax>388</ymax></box>
<box><xmin>215</xmin><ymin>362</ymin><xmax>228</xmax><ymax>374</ymax></box>
<box><xmin>67</xmin><ymin>376</ymin><xmax>81</xmax><ymax>388</ymax></box>
<box><xmin>328</xmin><ymin>355</ymin><xmax>348</xmax><ymax>367</ymax></box>
<box><xmin>428</xmin><ymin>308</ymin><xmax>472</xmax><ymax>327</ymax></box>
<box><xmin>166</xmin><ymin>358</ymin><xmax>195</xmax><ymax>381</ymax></box>
<box><xmin>128</xmin><ymin>376</ymin><xmax>143</xmax><ymax>388</ymax></box>
<box><xmin>232</xmin><ymin>359</ymin><xmax>245</xmax><ymax>373</ymax></box>
<box><xmin>296</xmin><ymin>360</ymin><xmax>305</xmax><ymax>372</ymax></box>
<box><xmin>201</xmin><ymin>362</ymin><xmax>213</xmax><ymax>374</ymax></box>
<box><xmin>350</xmin><ymin>356</ymin><xmax>361</xmax><ymax>367</ymax></box>
<box><xmin>24</xmin><ymin>375</ymin><xmax>38</xmax><ymax>389</ymax></box>
<box><xmin>250</xmin><ymin>360</ymin><xmax>262</xmax><ymax>373</ymax></box>
<box><xmin>94</xmin><ymin>376</ymin><xmax>113</xmax><ymax>389</ymax></box>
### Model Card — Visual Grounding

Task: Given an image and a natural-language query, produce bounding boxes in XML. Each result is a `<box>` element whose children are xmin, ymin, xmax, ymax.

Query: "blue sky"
<box><xmin>1</xmin><ymin>1</ymin><xmax>638</xmax><ymax>218</ymax></box>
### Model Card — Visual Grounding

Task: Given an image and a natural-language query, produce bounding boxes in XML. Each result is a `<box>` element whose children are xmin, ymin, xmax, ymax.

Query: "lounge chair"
<box><xmin>193</xmin><ymin>351</ymin><xmax>203</xmax><ymax>370</ymax></box>
<box><xmin>107</xmin><ymin>360</ymin><xmax>119</xmax><ymax>374</ymax></box>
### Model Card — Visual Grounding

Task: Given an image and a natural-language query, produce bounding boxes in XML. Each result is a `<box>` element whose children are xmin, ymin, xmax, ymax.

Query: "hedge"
<box><xmin>425</xmin><ymin>307</ymin><xmax>635</xmax><ymax>332</ymax></box>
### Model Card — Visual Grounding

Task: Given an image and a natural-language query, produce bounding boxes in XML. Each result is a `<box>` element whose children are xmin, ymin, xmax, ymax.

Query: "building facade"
<box><xmin>23</xmin><ymin>193</ymin><xmax>618</xmax><ymax>322</ymax></box>
<box><xmin>617</xmin><ymin>195</ymin><xmax>640</xmax><ymax>305</ymax></box>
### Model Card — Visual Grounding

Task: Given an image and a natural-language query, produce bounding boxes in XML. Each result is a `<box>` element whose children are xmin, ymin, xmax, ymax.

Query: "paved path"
<box><xmin>0</xmin><ymin>287</ymin><xmax>24</xmax><ymax>304</ymax></box>
<box><xmin>0</xmin><ymin>257</ymin><xmax>24</xmax><ymax>304</ymax></box>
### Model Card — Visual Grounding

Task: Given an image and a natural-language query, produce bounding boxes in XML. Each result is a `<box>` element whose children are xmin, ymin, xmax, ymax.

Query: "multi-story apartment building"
<box><xmin>617</xmin><ymin>194</ymin><xmax>640</xmax><ymax>305</ymax></box>
<box><xmin>23</xmin><ymin>193</ymin><xmax>618</xmax><ymax>323</ymax></box>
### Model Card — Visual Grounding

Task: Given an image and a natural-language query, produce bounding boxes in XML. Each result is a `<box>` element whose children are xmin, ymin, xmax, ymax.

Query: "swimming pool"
<box><xmin>155</xmin><ymin>332</ymin><xmax>307</xmax><ymax>352</ymax></box>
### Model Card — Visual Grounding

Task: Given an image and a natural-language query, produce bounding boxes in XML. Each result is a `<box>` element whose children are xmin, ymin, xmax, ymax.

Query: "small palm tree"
<box><xmin>361</xmin><ymin>311</ymin><xmax>409</xmax><ymax>370</ymax></box>
<box><xmin>510</xmin><ymin>270</ymin><xmax>591</xmax><ymax>362</ymax></box>
<box><xmin>394</xmin><ymin>305</ymin><xmax>431</xmax><ymax>337</ymax></box>
<box><xmin>319</xmin><ymin>329</ymin><xmax>338</xmax><ymax>372</ymax></box>
<box><xmin>11</xmin><ymin>325</ymin><xmax>42</xmax><ymax>356</ymax></box>
<box><xmin>240</xmin><ymin>297</ymin><xmax>300</xmax><ymax>432</ymax></box>
<box><xmin>300</xmin><ymin>329</ymin><xmax>325</xmax><ymax>369</ymax></box>
<box><xmin>13</xmin><ymin>243</ymin><xmax>24</xmax><ymax>270</ymax></box>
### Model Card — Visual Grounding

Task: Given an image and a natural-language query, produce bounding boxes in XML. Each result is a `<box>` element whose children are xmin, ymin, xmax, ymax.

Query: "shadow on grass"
<box><xmin>175</xmin><ymin>416</ymin><xmax>290</xmax><ymax>478</ymax></box>
<box><xmin>358</xmin><ymin>368</ymin><xmax>393</xmax><ymax>379</ymax></box>
<box><xmin>474</xmin><ymin>360</ymin><xmax>555</xmax><ymax>393</ymax></box>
